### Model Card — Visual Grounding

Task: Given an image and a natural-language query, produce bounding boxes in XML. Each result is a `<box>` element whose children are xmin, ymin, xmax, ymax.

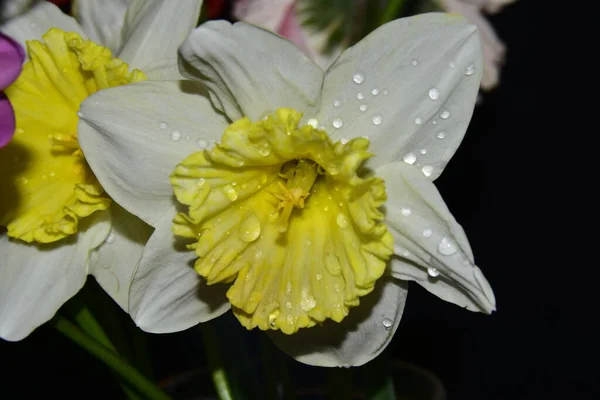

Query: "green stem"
<box><xmin>380</xmin><ymin>0</ymin><xmax>405</xmax><ymax>24</ymax></box>
<box><xmin>70</xmin><ymin>304</ymin><xmax>117</xmax><ymax>352</ymax></box>
<box><xmin>201</xmin><ymin>323</ymin><xmax>234</xmax><ymax>400</ymax></box>
<box><xmin>53</xmin><ymin>317</ymin><xmax>171</xmax><ymax>400</ymax></box>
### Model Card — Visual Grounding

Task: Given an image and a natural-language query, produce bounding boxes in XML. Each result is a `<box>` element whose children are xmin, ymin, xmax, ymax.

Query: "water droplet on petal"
<box><xmin>357</xmin><ymin>92</ymin><xmax>364</xmax><ymax>100</ymax></box>
<box><xmin>77</xmin><ymin>111</ymin><xmax>83</xmax><ymax>118</ymax></box>
<box><xmin>239</xmin><ymin>213</ymin><xmax>261</xmax><ymax>243</ymax></box>
<box><xmin>414</xmin><ymin>117</ymin><xmax>423</xmax><ymax>125</ymax></box>
<box><xmin>372</xmin><ymin>115</ymin><xmax>382</xmax><ymax>125</ymax></box>
<box><xmin>359</xmin><ymin>104</ymin><xmax>367</xmax><ymax>112</ymax></box>
<box><xmin>286</xmin><ymin>282</ymin><xmax>292</xmax><ymax>294</ymax></box>
<box><xmin>159</xmin><ymin>121</ymin><xmax>168</xmax><ymax>129</ymax></box>
<box><xmin>307</xmin><ymin>118</ymin><xmax>319</xmax><ymax>128</ymax></box>
<box><xmin>224</xmin><ymin>185</ymin><xmax>238</xmax><ymax>201</ymax></box>
<box><xmin>336</xmin><ymin>213</ymin><xmax>349</xmax><ymax>228</ymax></box>
<box><xmin>436</xmin><ymin>131</ymin><xmax>446</xmax><ymax>139</ymax></box>
<box><xmin>171</xmin><ymin>130</ymin><xmax>181</xmax><ymax>141</ymax></box>
<box><xmin>428</xmin><ymin>88</ymin><xmax>440</xmax><ymax>100</ymax></box>
<box><xmin>411</xmin><ymin>59</ymin><xmax>419</xmax><ymax>66</ymax></box>
<box><xmin>440</xmin><ymin>109</ymin><xmax>450</xmax><ymax>119</ymax></box>
<box><xmin>422</xmin><ymin>229</ymin><xmax>432</xmax><ymax>238</ymax></box>
<box><xmin>353</xmin><ymin>72</ymin><xmax>365</xmax><ymax>84</ymax></box>
<box><xmin>332</xmin><ymin>118</ymin><xmax>343</xmax><ymax>129</ymax></box>
<box><xmin>438</xmin><ymin>236</ymin><xmax>458</xmax><ymax>255</ymax></box>
<box><xmin>422</xmin><ymin>165</ymin><xmax>433</xmax><ymax>177</ymax></box>
<box><xmin>382</xmin><ymin>318</ymin><xmax>393</xmax><ymax>329</ymax></box>
<box><xmin>403</xmin><ymin>152</ymin><xmax>416</xmax><ymax>164</ymax></box>
<box><xmin>333</xmin><ymin>100</ymin><xmax>341</xmax><ymax>107</ymax></box>
<box><xmin>197</xmin><ymin>139</ymin><xmax>207</xmax><ymax>148</ymax></box>
<box><xmin>465</xmin><ymin>63</ymin><xmax>475</xmax><ymax>76</ymax></box>
<box><xmin>371</xmin><ymin>89</ymin><xmax>379</xmax><ymax>96</ymax></box>
<box><xmin>316</xmin><ymin>273</ymin><xmax>323</xmax><ymax>281</ymax></box>
<box><xmin>427</xmin><ymin>267</ymin><xmax>440</xmax><ymax>277</ymax></box>
<box><xmin>420</xmin><ymin>149</ymin><xmax>427</xmax><ymax>155</ymax></box>
<box><xmin>401</xmin><ymin>207</ymin><xmax>412</xmax><ymax>216</ymax></box>
<box><xmin>258</xmin><ymin>147</ymin><xmax>271</xmax><ymax>156</ymax></box>
<box><xmin>105</xmin><ymin>232</ymin><xmax>115</xmax><ymax>244</ymax></box>
<box><xmin>285</xmin><ymin>301</ymin><xmax>292</xmax><ymax>310</ymax></box>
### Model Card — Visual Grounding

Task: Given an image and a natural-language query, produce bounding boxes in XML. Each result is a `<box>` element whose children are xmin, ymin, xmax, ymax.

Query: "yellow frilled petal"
<box><xmin>171</xmin><ymin>109</ymin><xmax>393</xmax><ymax>334</ymax></box>
<box><xmin>0</xmin><ymin>29</ymin><xmax>146</xmax><ymax>243</ymax></box>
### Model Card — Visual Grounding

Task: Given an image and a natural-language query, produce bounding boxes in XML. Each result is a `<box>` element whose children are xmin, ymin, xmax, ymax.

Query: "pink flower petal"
<box><xmin>0</xmin><ymin>32</ymin><xmax>24</xmax><ymax>91</ymax></box>
<box><xmin>0</xmin><ymin>93</ymin><xmax>16</xmax><ymax>148</ymax></box>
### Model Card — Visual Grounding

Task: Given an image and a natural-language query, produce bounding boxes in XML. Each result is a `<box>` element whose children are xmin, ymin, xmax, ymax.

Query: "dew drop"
<box><xmin>77</xmin><ymin>111</ymin><xmax>84</xmax><ymax>118</ymax></box>
<box><xmin>332</xmin><ymin>118</ymin><xmax>343</xmax><ymax>129</ymax></box>
<box><xmin>224</xmin><ymin>185</ymin><xmax>238</xmax><ymax>201</ymax></box>
<box><xmin>427</xmin><ymin>267</ymin><xmax>440</xmax><ymax>277</ymax></box>
<box><xmin>105</xmin><ymin>232</ymin><xmax>115</xmax><ymax>244</ymax></box>
<box><xmin>300</xmin><ymin>296</ymin><xmax>316</xmax><ymax>312</ymax></box>
<box><xmin>420</xmin><ymin>149</ymin><xmax>427</xmax><ymax>155</ymax></box>
<box><xmin>422</xmin><ymin>228</ymin><xmax>433</xmax><ymax>238</ymax></box>
<box><xmin>411</xmin><ymin>59</ymin><xmax>419</xmax><ymax>66</ymax></box>
<box><xmin>171</xmin><ymin>130</ymin><xmax>181</xmax><ymax>141</ymax></box>
<box><xmin>285</xmin><ymin>301</ymin><xmax>293</xmax><ymax>310</ymax></box>
<box><xmin>403</xmin><ymin>152</ymin><xmax>416</xmax><ymax>165</ymax></box>
<box><xmin>440</xmin><ymin>109</ymin><xmax>450</xmax><ymax>119</ymax></box>
<box><xmin>336</xmin><ymin>213</ymin><xmax>349</xmax><ymax>229</ymax></box>
<box><xmin>414</xmin><ymin>117</ymin><xmax>423</xmax><ymax>125</ymax></box>
<box><xmin>401</xmin><ymin>207</ymin><xmax>412</xmax><ymax>216</ymax></box>
<box><xmin>239</xmin><ymin>213</ymin><xmax>261</xmax><ymax>243</ymax></box>
<box><xmin>357</xmin><ymin>92</ymin><xmax>364</xmax><ymax>100</ymax></box>
<box><xmin>438</xmin><ymin>236</ymin><xmax>458</xmax><ymax>256</ymax></box>
<box><xmin>323</xmin><ymin>206</ymin><xmax>330</xmax><ymax>212</ymax></box>
<box><xmin>372</xmin><ymin>115</ymin><xmax>382</xmax><ymax>125</ymax></box>
<box><xmin>353</xmin><ymin>72</ymin><xmax>365</xmax><ymax>84</ymax></box>
<box><xmin>436</xmin><ymin>131</ymin><xmax>446</xmax><ymax>139</ymax></box>
<box><xmin>316</xmin><ymin>273</ymin><xmax>323</xmax><ymax>281</ymax></box>
<box><xmin>159</xmin><ymin>121</ymin><xmax>168</xmax><ymax>129</ymax></box>
<box><xmin>258</xmin><ymin>147</ymin><xmax>271</xmax><ymax>157</ymax></box>
<box><xmin>465</xmin><ymin>63</ymin><xmax>475</xmax><ymax>76</ymax></box>
<box><xmin>197</xmin><ymin>178</ymin><xmax>206</xmax><ymax>186</ymax></box>
<box><xmin>428</xmin><ymin>88</ymin><xmax>440</xmax><ymax>100</ymax></box>
<box><xmin>422</xmin><ymin>165</ymin><xmax>433</xmax><ymax>177</ymax></box>
<box><xmin>286</xmin><ymin>282</ymin><xmax>292</xmax><ymax>295</ymax></box>
<box><xmin>197</xmin><ymin>139</ymin><xmax>207</xmax><ymax>148</ymax></box>
<box><xmin>333</xmin><ymin>100</ymin><xmax>341</xmax><ymax>107</ymax></box>
<box><xmin>359</xmin><ymin>104</ymin><xmax>367</xmax><ymax>112</ymax></box>
<box><xmin>402</xmin><ymin>250</ymin><xmax>411</xmax><ymax>257</ymax></box>
<box><xmin>307</xmin><ymin>118</ymin><xmax>319</xmax><ymax>128</ymax></box>
<box><xmin>371</xmin><ymin>89</ymin><xmax>379</xmax><ymax>96</ymax></box>
<box><xmin>382</xmin><ymin>318</ymin><xmax>393</xmax><ymax>329</ymax></box>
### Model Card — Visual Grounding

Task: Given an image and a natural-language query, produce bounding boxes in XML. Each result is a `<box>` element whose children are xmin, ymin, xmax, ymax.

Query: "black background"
<box><xmin>2</xmin><ymin>0</ymin><xmax>596</xmax><ymax>399</ymax></box>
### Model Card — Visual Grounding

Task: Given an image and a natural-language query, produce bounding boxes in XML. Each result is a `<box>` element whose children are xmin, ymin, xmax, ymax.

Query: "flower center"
<box><xmin>171</xmin><ymin>109</ymin><xmax>393</xmax><ymax>334</ymax></box>
<box><xmin>0</xmin><ymin>29</ymin><xmax>145</xmax><ymax>243</ymax></box>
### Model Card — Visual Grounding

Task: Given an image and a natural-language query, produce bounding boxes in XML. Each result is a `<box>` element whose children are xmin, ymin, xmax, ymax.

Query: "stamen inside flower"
<box><xmin>0</xmin><ymin>29</ymin><xmax>146</xmax><ymax>243</ymax></box>
<box><xmin>171</xmin><ymin>109</ymin><xmax>393</xmax><ymax>334</ymax></box>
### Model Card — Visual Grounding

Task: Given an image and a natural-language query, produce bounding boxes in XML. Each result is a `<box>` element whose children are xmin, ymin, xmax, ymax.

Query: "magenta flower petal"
<box><xmin>0</xmin><ymin>32</ymin><xmax>25</xmax><ymax>91</ymax></box>
<box><xmin>0</xmin><ymin>93</ymin><xmax>16</xmax><ymax>148</ymax></box>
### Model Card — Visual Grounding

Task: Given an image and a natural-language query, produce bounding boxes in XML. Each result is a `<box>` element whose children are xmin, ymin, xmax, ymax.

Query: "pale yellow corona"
<box><xmin>171</xmin><ymin>109</ymin><xmax>394</xmax><ymax>334</ymax></box>
<box><xmin>0</xmin><ymin>29</ymin><xmax>145</xmax><ymax>243</ymax></box>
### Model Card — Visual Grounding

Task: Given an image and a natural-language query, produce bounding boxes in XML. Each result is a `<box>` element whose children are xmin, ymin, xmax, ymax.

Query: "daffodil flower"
<box><xmin>0</xmin><ymin>0</ymin><xmax>202</xmax><ymax>341</ymax></box>
<box><xmin>78</xmin><ymin>13</ymin><xmax>496</xmax><ymax>366</ymax></box>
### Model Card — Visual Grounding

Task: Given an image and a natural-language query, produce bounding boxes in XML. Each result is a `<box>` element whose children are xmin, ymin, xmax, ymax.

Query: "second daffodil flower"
<box><xmin>78</xmin><ymin>13</ymin><xmax>496</xmax><ymax>367</ymax></box>
<box><xmin>0</xmin><ymin>0</ymin><xmax>203</xmax><ymax>341</ymax></box>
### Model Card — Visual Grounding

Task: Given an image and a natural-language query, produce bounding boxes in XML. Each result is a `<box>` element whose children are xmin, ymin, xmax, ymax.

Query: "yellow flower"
<box><xmin>79</xmin><ymin>14</ymin><xmax>495</xmax><ymax>366</ymax></box>
<box><xmin>0</xmin><ymin>0</ymin><xmax>203</xmax><ymax>341</ymax></box>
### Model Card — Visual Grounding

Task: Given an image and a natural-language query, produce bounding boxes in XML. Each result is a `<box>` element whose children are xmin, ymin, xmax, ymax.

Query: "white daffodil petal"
<box><xmin>377</xmin><ymin>161</ymin><xmax>495</xmax><ymax>313</ymax></box>
<box><xmin>73</xmin><ymin>0</ymin><xmax>129</xmax><ymax>53</ymax></box>
<box><xmin>129</xmin><ymin>208</ymin><xmax>230</xmax><ymax>333</ymax></box>
<box><xmin>269</xmin><ymin>278</ymin><xmax>408</xmax><ymax>367</ymax></box>
<box><xmin>89</xmin><ymin>205</ymin><xmax>153</xmax><ymax>312</ymax></box>
<box><xmin>0</xmin><ymin>211</ymin><xmax>110</xmax><ymax>341</ymax></box>
<box><xmin>178</xmin><ymin>21</ymin><xmax>324</xmax><ymax>121</ymax></box>
<box><xmin>78</xmin><ymin>80</ymin><xmax>229</xmax><ymax>227</ymax></box>
<box><xmin>316</xmin><ymin>13</ymin><xmax>482</xmax><ymax>180</ymax></box>
<box><xmin>1</xmin><ymin>2</ymin><xmax>86</xmax><ymax>49</ymax></box>
<box><xmin>118</xmin><ymin>0</ymin><xmax>201</xmax><ymax>79</ymax></box>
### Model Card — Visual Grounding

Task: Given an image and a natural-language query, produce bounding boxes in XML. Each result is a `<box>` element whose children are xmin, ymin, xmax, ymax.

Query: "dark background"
<box><xmin>2</xmin><ymin>0</ymin><xmax>596</xmax><ymax>399</ymax></box>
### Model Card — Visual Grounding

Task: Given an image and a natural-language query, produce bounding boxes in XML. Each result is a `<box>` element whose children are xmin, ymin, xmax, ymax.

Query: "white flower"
<box><xmin>78</xmin><ymin>13</ymin><xmax>495</xmax><ymax>367</ymax></box>
<box><xmin>438</xmin><ymin>0</ymin><xmax>516</xmax><ymax>90</ymax></box>
<box><xmin>0</xmin><ymin>0</ymin><xmax>202</xmax><ymax>341</ymax></box>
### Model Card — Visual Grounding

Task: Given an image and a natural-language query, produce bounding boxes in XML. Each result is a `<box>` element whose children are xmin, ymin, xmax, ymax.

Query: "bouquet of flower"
<box><xmin>0</xmin><ymin>0</ymin><xmax>513</xmax><ymax>398</ymax></box>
